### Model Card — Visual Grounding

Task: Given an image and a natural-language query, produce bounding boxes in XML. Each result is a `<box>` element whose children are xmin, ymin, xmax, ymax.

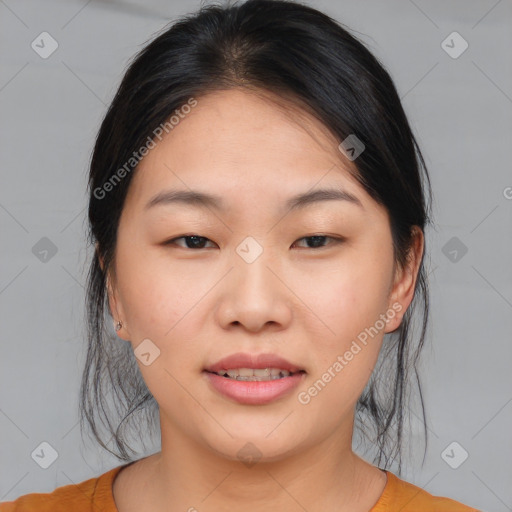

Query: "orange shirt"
<box><xmin>0</xmin><ymin>465</ymin><xmax>480</xmax><ymax>511</ymax></box>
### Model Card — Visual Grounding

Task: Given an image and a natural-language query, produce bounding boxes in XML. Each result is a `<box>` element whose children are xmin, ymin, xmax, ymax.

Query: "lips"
<box><xmin>203</xmin><ymin>352</ymin><xmax>306</xmax><ymax>404</ymax></box>
<box><xmin>203</xmin><ymin>352</ymin><xmax>305</xmax><ymax>375</ymax></box>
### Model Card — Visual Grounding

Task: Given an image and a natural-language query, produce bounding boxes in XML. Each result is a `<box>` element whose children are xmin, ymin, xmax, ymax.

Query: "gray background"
<box><xmin>1</xmin><ymin>0</ymin><xmax>511</xmax><ymax>510</ymax></box>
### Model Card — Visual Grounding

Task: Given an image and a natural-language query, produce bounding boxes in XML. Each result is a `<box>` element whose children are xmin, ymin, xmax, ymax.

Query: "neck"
<box><xmin>143</xmin><ymin>419</ymin><xmax>386</xmax><ymax>512</ymax></box>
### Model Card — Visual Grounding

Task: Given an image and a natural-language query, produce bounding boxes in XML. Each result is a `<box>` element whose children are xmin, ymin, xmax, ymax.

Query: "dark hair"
<box><xmin>80</xmin><ymin>0</ymin><xmax>433</xmax><ymax>474</ymax></box>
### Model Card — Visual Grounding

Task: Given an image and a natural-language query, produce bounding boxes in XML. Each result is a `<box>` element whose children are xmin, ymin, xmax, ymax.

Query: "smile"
<box><xmin>210</xmin><ymin>368</ymin><xmax>303</xmax><ymax>381</ymax></box>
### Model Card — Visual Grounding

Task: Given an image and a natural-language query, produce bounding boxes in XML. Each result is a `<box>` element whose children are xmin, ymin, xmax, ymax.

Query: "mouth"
<box><xmin>203</xmin><ymin>352</ymin><xmax>307</xmax><ymax>405</ymax></box>
<box><xmin>205</xmin><ymin>368</ymin><xmax>306</xmax><ymax>381</ymax></box>
<box><xmin>203</xmin><ymin>352</ymin><xmax>306</xmax><ymax>378</ymax></box>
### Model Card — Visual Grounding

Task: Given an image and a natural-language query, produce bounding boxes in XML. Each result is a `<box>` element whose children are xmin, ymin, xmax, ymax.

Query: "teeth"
<box><xmin>215</xmin><ymin>367</ymin><xmax>293</xmax><ymax>381</ymax></box>
<box><xmin>253</xmin><ymin>368</ymin><xmax>270</xmax><ymax>377</ymax></box>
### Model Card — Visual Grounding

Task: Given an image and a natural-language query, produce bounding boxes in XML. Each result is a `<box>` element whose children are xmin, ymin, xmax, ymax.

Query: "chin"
<box><xmin>201</xmin><ymin>427</ymin><xmax>308</xmax><ymax>465</ymax></box>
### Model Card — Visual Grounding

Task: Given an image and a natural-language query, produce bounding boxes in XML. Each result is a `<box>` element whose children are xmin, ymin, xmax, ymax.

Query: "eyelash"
<box><xmin>164</xmin><ymin>234</ymin><xmax>344</xmax><ymax>250</ymax></box>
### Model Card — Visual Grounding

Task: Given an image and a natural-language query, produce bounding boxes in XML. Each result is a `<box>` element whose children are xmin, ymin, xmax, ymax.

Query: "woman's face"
<box><xmin>106</xmin><ymin>88</ymin><xmax>422</xmax><ymax>462</ymax></box>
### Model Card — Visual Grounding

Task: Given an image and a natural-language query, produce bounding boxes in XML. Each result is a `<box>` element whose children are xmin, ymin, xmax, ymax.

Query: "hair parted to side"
<box><xmin>80</xmin><ymin>0</ymin><xmax>433</xmax><ymax>474</ymax></box>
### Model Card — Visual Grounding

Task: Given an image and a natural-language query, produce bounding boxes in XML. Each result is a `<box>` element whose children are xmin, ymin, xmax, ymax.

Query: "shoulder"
<box><xmin>0</xmin><ymin>465</ymin><xmax>126</xmax><ymax>512</ymax></box>
<box><xmin>371</xmin><ymin>471</ymin><xmax>481</xmax><ymax>511</ymax></box>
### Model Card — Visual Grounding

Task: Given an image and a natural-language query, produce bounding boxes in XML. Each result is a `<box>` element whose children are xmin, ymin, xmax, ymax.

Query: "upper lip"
<box><xmin>204</xmin><ymin>353</ymin><xmax>305</xmax><ymax>373</ymax></box>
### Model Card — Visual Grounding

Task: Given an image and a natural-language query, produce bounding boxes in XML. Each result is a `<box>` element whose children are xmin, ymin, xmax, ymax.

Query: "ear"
<box><xmin>384</xmin><ymin>226</ymin><xmax>424</xmax><ymax>333</ymax></box>
<box><xmin>96</xmin><ymin>243</ymin><xmax>130</xmax><ymax>340</ymax></box>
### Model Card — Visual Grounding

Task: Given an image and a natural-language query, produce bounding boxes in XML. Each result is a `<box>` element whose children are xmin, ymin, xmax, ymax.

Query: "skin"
<box><xmin>102</xmin><ymin>88</ymin><xmax>424</xmax><ymax>512</ymax></box>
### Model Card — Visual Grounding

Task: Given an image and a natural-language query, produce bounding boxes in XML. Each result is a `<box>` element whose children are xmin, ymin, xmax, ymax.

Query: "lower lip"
<box><xmin>203</xmin><ymin>371</ymin><xmax>306</xmax><ymax>405</ymax></box>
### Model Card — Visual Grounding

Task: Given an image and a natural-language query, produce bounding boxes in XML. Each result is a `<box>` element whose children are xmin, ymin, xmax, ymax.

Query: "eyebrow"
<box><xmin>144</xmin><ymin>187</ymin><xmax>364</xmax><ymax>212</ymax></box>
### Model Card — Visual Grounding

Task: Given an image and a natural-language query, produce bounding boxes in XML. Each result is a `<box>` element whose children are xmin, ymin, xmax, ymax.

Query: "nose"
<box><xmin>214</xmin><ymin>241</ymin><xmax>293</xmax><ymax>333</ymax></box>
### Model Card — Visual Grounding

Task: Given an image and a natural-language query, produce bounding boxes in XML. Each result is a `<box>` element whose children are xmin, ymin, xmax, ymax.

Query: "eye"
<box><xmin>165</xmin><ymin>235</ymin><xmax>217</xmax><ymax>249</ymax></box>
<box><xmin>292</xmin><ymin>235</ymin><xmax>343</xmax><ymax>249</ymax></box>
<box><xmin>164</xmin><ymin>234</ymin><xmax>343</xmax><ymax>250</ymax></box>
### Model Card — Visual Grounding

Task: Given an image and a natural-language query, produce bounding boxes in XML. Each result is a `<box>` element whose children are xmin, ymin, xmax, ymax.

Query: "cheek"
<box><xmin>296</xmin><ymin>268</ymin><xmax>389</xmax><ymax>414</ymax></box>
<box><xmin>114</xmin><ymin>246</ymin><xmax>219</xmax><ymax>402</ymax></box>
<box><xmin>114</xmin><ymin>249</ymin><xmax>205</xmax><ymax>400</ymax></box>
<box><xmin>292</xmin><ymin>246</ymin><xmax>393</xmax><ymax>405</ymax></box>
<box><xmin>296</xmin><ymin>256</ymin><xmax>392</xmax><ymax>346</ymax></box>
<box><xmin>115</xmin><ymin>244</ymin><xmax>207</xmax><ymax>339</ymax></box>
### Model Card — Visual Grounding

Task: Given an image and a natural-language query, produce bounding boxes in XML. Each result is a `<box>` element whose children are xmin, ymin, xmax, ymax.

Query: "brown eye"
<box><xmin>165</xmin><ymin>235</ymin><xmax>216</xmax><ymax>249</ymax></box>
<box><xmin>292</xmin><ymin>235</ymin><xmax>343</xmax><ymax>249</ymax></box>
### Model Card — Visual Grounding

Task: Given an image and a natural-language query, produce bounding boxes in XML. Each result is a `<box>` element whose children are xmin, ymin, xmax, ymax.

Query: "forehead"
<box><xmin>123</xmin><ymin>88</ymin><xmax>379</xmax><ymax>216</ymax></box>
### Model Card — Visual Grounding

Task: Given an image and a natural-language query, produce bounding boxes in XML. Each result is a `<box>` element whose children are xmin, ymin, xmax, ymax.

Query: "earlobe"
<box><xmin>98</xmin><ymin>249</ymin><xmax>129</xmax><ymax>340</ymax></box>
<box><xmin>96</xmin><ymin>243</ymin><xmax>119</xmax><ymax>319</ymax></box>
<box><xmin>106</xmin><ymin>273</ymin><xmax>124</xmax><ymax>334</ymax></box>
<box><xmin>385</xmin><ymin>226</ymin><xmax>424</xmax><ymax>334</ymax></box>
<box><xmin>107</xmin><ymin>280</ymin><xmax>130</xmax><ymax>341</ymax></box>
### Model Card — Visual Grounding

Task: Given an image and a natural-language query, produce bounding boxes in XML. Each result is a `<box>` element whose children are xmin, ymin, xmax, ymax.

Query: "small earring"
<box><xmin>115</xmin><ymin>320</ymin><xmax>122</xmax><ymax>332</ymax></box>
